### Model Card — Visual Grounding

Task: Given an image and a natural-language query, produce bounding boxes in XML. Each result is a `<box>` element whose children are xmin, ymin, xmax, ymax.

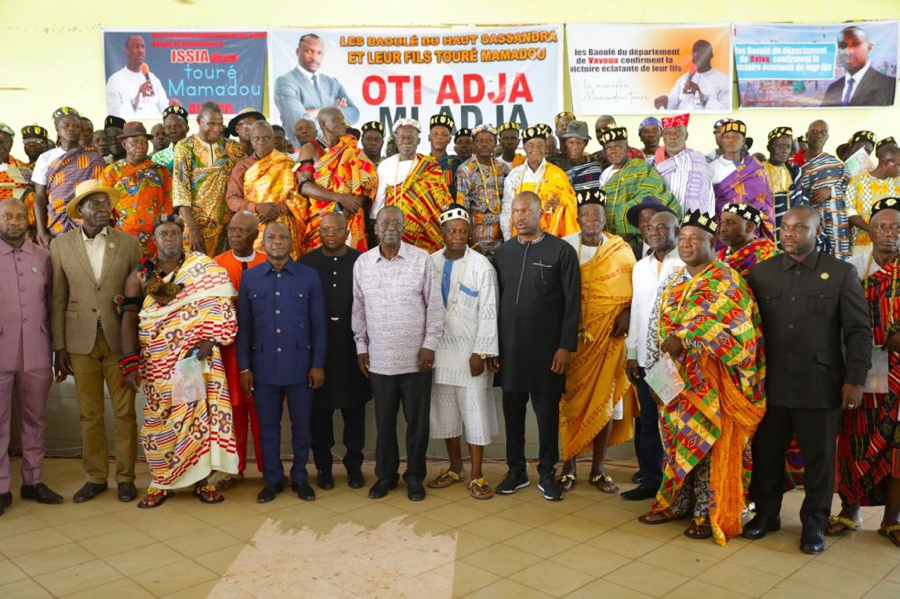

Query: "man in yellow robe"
<box><xmin>501</xmin><ymin>125</ymin><xmax>579</xmax><ymax>240</ymax></box>
<box><xmin>557</xmin><ymin>185</ymin><xmax>635</xmax><ymax>493</ymax></box>
<box><xmin>226</xmin><ymin>121</ymin><xmax>307</xmax><ymax>259</ymax></box>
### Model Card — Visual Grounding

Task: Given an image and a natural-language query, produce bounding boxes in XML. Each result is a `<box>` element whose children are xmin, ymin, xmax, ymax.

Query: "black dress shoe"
<box><xmin>21</xmin><ymin>483</ymin><xmax>63</xmax><ymax>504</ymax></box>
<box><xmin>631</xmin><ymin>472</ymin><xmax>644</xmax><ymax>484</ymax></box>
<box><xmin>368</xmin><ymin>479</ymin><xmax>397</xmax><ymax>499</ymax></box>
<box><xmin>742</xmin><ymin>515</ymin><xmax>781</xmax><ymax>539</ymax></box>
<box><xmin>620</xmin><ymin>485</ymin><xmax>658</xmax><ymax>501</ymax></box>
<box><xmin>800</xmin><ymin>526</ymin><xmax>825</xmax><ymax>554</ymax></box>
<box><xmin>316</xmin><ymin>471</ymin><xmax>335</xmax><ymax>490</ymax></box>
<box><xmin>407</xmin><ymin>480</ymin><xmax>426</xmax><ymax>501</ymax></box>
<box><xmin>347</xmin><ymin>469</ymin><xmax>366</xmax><ymax>489</ymax></box>
<box><xmin>256</xmin><ymin>482</ymin><xmax>285</xmax><ymax>504</ymax></box>
<box><xmin>117</xmin><ymin>482</ymin><xmax>138</xmax><ymax>503</ymax></box>
<box><xmin>292</xmin><ymin>481</ymin><xmax>316</xmax><ymax>501</ymax></box>
<box><xmin>73</xmin><ymin>482</ymin><xmax>108</xmax><ymax>503</ymax></box>
<box><xmin>0</xmin><ymin>492</ymin><xmax>11</xmax><ymax>515</ymax></box>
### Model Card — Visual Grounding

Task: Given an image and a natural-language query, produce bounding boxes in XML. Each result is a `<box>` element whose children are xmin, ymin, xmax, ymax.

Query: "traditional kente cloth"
<box><xmin>305</xmin><ymin>134</ymin><xmax>377</xmax><ymax>252</ymax></box>
<box><xmin>717</xmin><ymin>238</ymin><xmax>779</xmax><ymax>279</ymax></box>
<box><xmin>45</xmin><ymin>147</ymin><xmax>107</xmax><ymax>236</ymax></box>
<box><xmin>602</xmin><ymin>158</ymin><xmax>680</xmax><ymax>247</ymax></box>
<box><xmin>654</xmin><ymin>148</ymin><xmax>715</xmax><ymax>215</ymax></box>
<box><xmin>151</xmin><ymin>144</ymin><xmax>176</xmax><ymax>172</ymax></box>
<box><xmin>835</xmin><ymin>254</ymin><xmax>900</xmax><ymax>506</ymax></box>
<box><xmin>382</xmin><ymin>154</ymin><xmax>450</xmax><ymax>253</ymax></box>
<box><xmin>172</xmin><ymin>135</ymin><xmax>245</xmax><ymax>256</ymax></box>
<box><xmin>762</xmin><ymin>160</ymin><xmax>803</xmax><ymax>239</ymax></box>
<box><xmin>799</xmin><ymin>152</ymin><xmax>850</xmax><ymax>259</ymax></box>
<box><xmin>845</xmin><ymin>173</ymin><xmax>900</xmax><ymax>248</ymax></box>
<box><xmin>456</xmin><ymin>157</ymin><xmax>509</xmax><ymax>256</ymax></box>
<box><xmin>650</xmin><ymin>262</ymin><xmax>766</xmax><ymax>545</ymax></box>
<box><xmin>100</xmin><ymin>159</ymin><xmax>172</xmax><ymax>256</ymax></box>
<box><xmin>229</xmin><ymin>151</ymin><xmax>308</xmax><ymax>259</ymax></box>
<box><xmin>138</xmin><ymin>252</ymin><xmax>239</xmax><ymax>489</ymax></box>
<box><xmin>437</xmin><ymin>153</ymin><xmax>463</xmax><ymax>198</ymax></box>
<box><xmin>501</xmin><ymin>159</ymin><xmax>579</xmax><ymax>240</ymax></box>
<box><xmin>559</xmin><ymin>233</ymin><xmax>635</xmax><ymax>459</ymax></box>
<box><xmin>712</xmin><ymin>157</ymin><xmax>775</xmax><ymax>240</ymax></box>
<box><xmin>0</xmin><ymin>156</ymin><xmax>30</xmax><ymax>200</ymax></box>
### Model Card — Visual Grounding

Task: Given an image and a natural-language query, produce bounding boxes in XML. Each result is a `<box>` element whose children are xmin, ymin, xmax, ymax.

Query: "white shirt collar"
<box><xmin>296</xmin><ymin>65</ymin><xmax>325</xmax><ymax>83</ymax></box>
<box><xmin>845</xmin><ymin>62</ymin><xmax>871</xmax><ymax>87</ymax></box>
<box><xmin>81</xmin><ymin>227</ymin><xmax>108</xmax><ymax>243</ymax></box>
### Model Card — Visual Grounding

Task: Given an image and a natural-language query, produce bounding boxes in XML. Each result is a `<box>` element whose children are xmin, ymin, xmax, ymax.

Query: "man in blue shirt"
<box><xmin>237</xmin><ymin>222</ymin><xmax>327</xmax><ymax>503</ymax></box>
<box><xmin>275</xmin><ymin>33</ymin><xmax>360</xmax><ymax>146</ymax></box>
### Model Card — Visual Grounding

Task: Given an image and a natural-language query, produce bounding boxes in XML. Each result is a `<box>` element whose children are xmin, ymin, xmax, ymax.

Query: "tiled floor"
<box><xmin>0</xmin><ymin>457</ymin><xmax>898</xmax><ymax>598</ymax></box>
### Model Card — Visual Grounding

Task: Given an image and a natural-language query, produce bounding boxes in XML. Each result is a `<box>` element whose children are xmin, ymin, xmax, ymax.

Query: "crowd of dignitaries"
<box><xmin>1</xmin><ymin>101</ymin><xmax>899</xmax><ymax>555</ymax></box>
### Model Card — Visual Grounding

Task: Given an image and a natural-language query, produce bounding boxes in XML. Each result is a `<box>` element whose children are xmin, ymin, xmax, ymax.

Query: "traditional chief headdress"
<box><xmin>876</xmin><ymin>137</ymin><xmax>897</xmax><ymax>152</ymax></box>
<box><xmin>52</xmin><ymin>106</ymin><xmax>80</xmax><ymax>127</ymax></box>
<box><xmin>639</xmin><ymin>116</ymin><xmax>662</xmax><ymax>130</ymax></box>
<box><xmin>104</xmin><ymin>115</ymin><xmax>126</xmax><ymax>130</ymax></box>
<box><xmin>497</xmin><ymin>122</ymin><xmax>520</xmax><ymax>134</ymax></box>
<box><xmin>682</xmin><ymin>210</ymin><xmax>718</xmax><ymax>235</ymax></box>
<box><xmin>554</xmin><ymin>111</ymin><xmax>575</xmax><ymax>124</ymax></box>
<box><xmin>721</xmin><ymin>120</ymin><xmax>747</xmax><ymax>136</ymax></box>
<box><xmin>767</xmin><ymin>126</ymin><xmax>793</xmax><ymax>142</ymax></box>
<box><xmin>361</xmin><ymin>121</ymin><xmax>385</xmax><ymax>135</ymax></box>
<box><xmin>471</xmin><ymin>124</ymin><xmax>496</xmax><ymax>137</ymax></box>
<box><xmin>454</xmin><ymin>128</ymin><xmax>472</xmax><ymax>141</ymax></box>
<box><xmin>576</xmin><ymin>188</ymin><xmax>606</xmax><ymax>207</ymax></box>
<box><xmin>536</xmin><ymin>123</ymin><xmax>553</xmax><ymax>138</ymax></box>
<box><xmin>713</xmin><ymin>118</ymin><xmax>732</xmax><ymax>130</ymax></box>
<box><xmin>522</xmin><ymin>126</ymin><xmax>548</xmax><ymax>143</ymax></box>
<box><xmin>429</xmin><ymin>113</ymin><xmax>454</xmax><ymax>132</ymax></box>
<box><xmin>722</xmin><ymin>202</ymin><xmax>763</xmax><ymax>226</ymax></box>
<box><xmin>851</xmin><ymin>130</ymin><xmax>876</xmax><ymax>146</ymax></box>
<box><xmin>0</xmin><ymin>123</ymin><xmax>13</xmax><ymax>137</ymax></box>
<box><xmin>438</xmin><ymin>203</ymin><xmax>469</xmax><ymax>226</ymax></box>
<box><xmin>162</xmin><ymin>105</ymin><xmax>189</xmax><ymax>121</ymax></box>
<box><xmin>660</xmin><ymin>114</ymin><xmax>689</xmax><ymax>129</ymax></box>
<box><xmin>797</xmin><ymin>135</ymin><xmax>807</xmax><ymax>144</ymax></box>
<box><xmin>153</xmin><ymin>213</ymin><xmax>185</xmax><ymax>231</ymax></box>
<box><xmin>870</xmin><ymin>197</ymin><xmax>900</xmax><ymax>218</ymax></box>
<box><xmin>392</xmin><ymin>118</ymin><xmax>422</xmax><ymax>136</ymax></box>
<box><xmin>599</xmin><ymin>127</ymin><xmax>628</xmax><ymax>145</ymax></box>
<box><xmin>21</xmin><ymin>124</ymin><xmax>49</xmax><ymax>141</ymax></box>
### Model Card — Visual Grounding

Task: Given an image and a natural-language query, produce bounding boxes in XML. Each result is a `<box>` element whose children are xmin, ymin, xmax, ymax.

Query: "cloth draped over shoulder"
<box><xmin>306</xmin><ymin>135</ymin><xmax>378</xmax><ymax>252</ymax></box>
<box><xmin>383</xmin><ymin>154</ymin><xmax>450</xmax><ymax>253</ymax></box>
<box><xmin>718</xmin><ymin>238</ymin><xmax>779</xmax><ymax>279</ymax></box>
<box><xmin>242</xmin><ymin>151</ymin><xmax>308</xmax><ymax>259</ymax></box>
<box><xmin>503</xmin><ymin>160</ymin><xmax>579</xmax><ymax>240</ymax></box>
<box><xmin>652</xmin><ymin>262</ymin><xmax>766</xmax><ymax>545</ymax></box>
<box><xmin>712</xmin><ymin>157</ymin><xmax>775</xmax><ymax>240</ymax></box>
<box><xmin>654</xmin><ymin>148</ymin><xmax>715</xmax><ymax>215</ymax></box>
<box><xmin>100</xmin><ymin>159</ymin><xmax>173</xmax><ymax>257</ymax></box>
<box><xmin>603</xmin><ymin>158</ymin><xmax>680</xmax><ymax>245</ymax></box>
<box><xmin>45</xmin><ymin>147</ymin><xmax>107</xmax><ymax>236</ymax></box>
<box><xmin>559</xmin><ymin>235</ymin><xmax>636</xmax><ymax>460</ymax></box>
<box><xmin>138</xmin><ymin>252</ymin><xmax>239</xmax><ymax>489</ymax></box>
<box><xmin>799</xmin><ymin>152</ymin><xmax>850</xmax><ymax>259</ymax></box>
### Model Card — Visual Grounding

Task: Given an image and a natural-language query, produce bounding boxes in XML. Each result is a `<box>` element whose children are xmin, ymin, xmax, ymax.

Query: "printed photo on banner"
<box><xmin>734</xmin><ymin>21</ymin><xmax>898</xmax><ymax>109</ymax></box>
<box><xmin>268</xmin><ymin>26</ymin><xmax>563</xmax><ymax>146</ymax></box>
<box><xmin>102</xmin><ymin>30</ymin><xmax>267</xmax><ymax>119</ymax></box>
<box><xmin>566</xmin><ymin>23</ymin><xmax>732</xmax><ymax>115</ymax></box>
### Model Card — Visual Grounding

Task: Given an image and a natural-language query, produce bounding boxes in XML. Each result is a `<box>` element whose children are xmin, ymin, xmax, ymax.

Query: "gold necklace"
<box><xmin>474</xmin><ymin>157</ymin><xmax>500</xmax><ymax>213</ymax></box>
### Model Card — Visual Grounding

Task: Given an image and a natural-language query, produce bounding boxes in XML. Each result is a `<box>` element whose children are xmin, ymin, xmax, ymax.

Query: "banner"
<box><xmin>734</xmin><ymin>22</ymin><xmax>898</xmax><ymax>108</ymax></box>
<box><xmin>566</xmin><ymin>24</ymin><xmax>732</xmax><ymax>115</ymax></box>
<box><xmin>268</xmin><ymin>26</ymin><xmax>563</xmax><ymax>145</ymax></box>
<box><xmin>103</xmin><ymin>30</ymin><xmax>267</xmax><ymax>119</ymax></box>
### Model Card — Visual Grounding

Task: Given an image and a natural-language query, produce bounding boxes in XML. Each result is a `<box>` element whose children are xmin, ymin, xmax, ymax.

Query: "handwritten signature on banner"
<box><xmin>579</xmin><ymin>79</ymin><xmax>650</xmax><ymax>104</ymax></box>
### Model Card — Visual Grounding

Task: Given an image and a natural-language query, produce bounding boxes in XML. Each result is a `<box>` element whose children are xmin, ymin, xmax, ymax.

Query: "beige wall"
<box><xmin>2</xmin><ymin>0</ymin><xmax>898</xmax><ymax>463</ymax></box>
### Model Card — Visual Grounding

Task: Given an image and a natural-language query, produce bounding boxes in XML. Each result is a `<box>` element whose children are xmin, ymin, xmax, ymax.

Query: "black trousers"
<box><xmin>310</xmin><ymin>405</ymin><xmax>366</xmax><ymax>473</ymax></box>
<box><xmin>502</xmin><ymin>392</ymin><xmax>560</xmax><ymax>478</ymax></box>
<box><xmin>634</xmin><ymin>377</ymin><xmax>663</xmax><ymax>490</ymax></box>
<box><xmin>369</xmin><ymin>371</ymin><xmax>431</xmax><ymax>484</ymax></box>
<box><xmin>751</xmin><ymin>405</ymin><xmax>841</xmax><ymax>530</ymax></box>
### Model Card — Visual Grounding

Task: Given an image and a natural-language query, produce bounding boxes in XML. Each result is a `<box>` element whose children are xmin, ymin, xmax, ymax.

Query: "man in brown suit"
<box><xmin>51</xmin><ymin>180</ymin><xmax>142</xmax><ymax>503</ymax></box>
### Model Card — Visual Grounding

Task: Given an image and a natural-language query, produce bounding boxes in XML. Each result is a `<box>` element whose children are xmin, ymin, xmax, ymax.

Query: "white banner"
<box><xmin>268</xmin><ymin>25</ymin><xmax>564</xmax><ymax>146</ymax></box>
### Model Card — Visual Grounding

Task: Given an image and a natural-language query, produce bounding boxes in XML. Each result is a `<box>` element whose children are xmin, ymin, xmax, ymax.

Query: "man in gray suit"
<box><xmin>50</xmin><ymin>179</ymin><xmax>142</xmax><ymax>504</ymax></box>
<box><xmin>275</xmin><ymin>33</ymin><xmax>360</xmax><ymax>146</ymax></box>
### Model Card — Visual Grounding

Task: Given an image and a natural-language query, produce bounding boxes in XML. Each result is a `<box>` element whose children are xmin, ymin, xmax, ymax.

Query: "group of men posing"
<box><xmin>0</xmin><ymin>102</ymin><xmax>898</xmax><ymax>556</ymax></box>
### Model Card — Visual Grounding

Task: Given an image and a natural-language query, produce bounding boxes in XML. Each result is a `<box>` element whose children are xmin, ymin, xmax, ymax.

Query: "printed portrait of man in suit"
<box><xmin>274</xmin><ymin>33</ymin><xmax>360</xmax><ymax>145</ymax></box>
<box><xmin>821</xmin><ymin>25</ymin><xmax>896</xmax><ymax>107</ymax></box>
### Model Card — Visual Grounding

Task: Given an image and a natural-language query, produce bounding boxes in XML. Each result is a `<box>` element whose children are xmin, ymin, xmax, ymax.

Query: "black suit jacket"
<box><xmin>821</xmin><ymin>67</ymin><xmax>896</xmax><ymax>107</ymax></box>
<box><xmin>746</xmin><ymin>252</ymin><xmax>871</xmax><ymax>409</ymax></box>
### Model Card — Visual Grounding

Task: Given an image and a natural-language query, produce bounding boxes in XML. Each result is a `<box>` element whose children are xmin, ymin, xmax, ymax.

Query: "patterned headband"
<box><xmin>768</xmin><ymin>127</ymin><xmax>793</xmax><ymax>142</ymax></box>
<box><xmin>392</xmin><ymin>118</ymin><xmax>422</xmax><ymax>136</ymax></box>
<box><xmin>429</xmin><ymin>113</ymin><xmax>454</xmax><ymax>131</ymax></box>
<box><xmin>576</xmin><ymin>188</ymin><xmax>606</xmax><ymax>207</ymax></box>
<box><xmin>723</xmin><ymin>202</ymin><xmax>762</xmax><ymax>226</ymax></box>
<box><xmin>554</xmin><ymin>111</ymin><xmax>576</xmax><ymax>124</ymax></box>
<box><xmin>682</xmin><ymin>210</ymin><xmax>718</xmax><ymax>235</ymax></box>
<box><xmin>439</xmin><ymin>204</ymin><xmax>469</xmax><ymax>226</ymax></box>
<box><xmin>721</xmin><ymin>120</ymin><xmax>747</xmax><ymax>136</ymax></box>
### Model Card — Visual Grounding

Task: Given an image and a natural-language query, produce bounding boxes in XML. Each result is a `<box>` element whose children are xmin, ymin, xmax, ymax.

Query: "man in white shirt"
<box><xmin>654</xmin><ymin>40</ymin><xmax>730</xmax><ymax>112</ymax></box>
<box><xmin>106</xmin><ymin>35</ymin><xmax>171</xmax><ymax>119</ymax></box>
<box><xmin>621</xmin><ymin>208</ymin><xmax>683</xmax><ymax>501</ymax></box>
<box><xmin>275</xmin><ymin>33</ymin><xmax>360</xmax><ymax>146</ymax></box>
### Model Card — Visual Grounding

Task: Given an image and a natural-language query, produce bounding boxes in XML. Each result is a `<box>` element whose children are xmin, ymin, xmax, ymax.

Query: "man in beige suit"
<box><xmin>51</xmin><ymin>180</ymin><xmax>142</xmax><ymax>503</ymax></box>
